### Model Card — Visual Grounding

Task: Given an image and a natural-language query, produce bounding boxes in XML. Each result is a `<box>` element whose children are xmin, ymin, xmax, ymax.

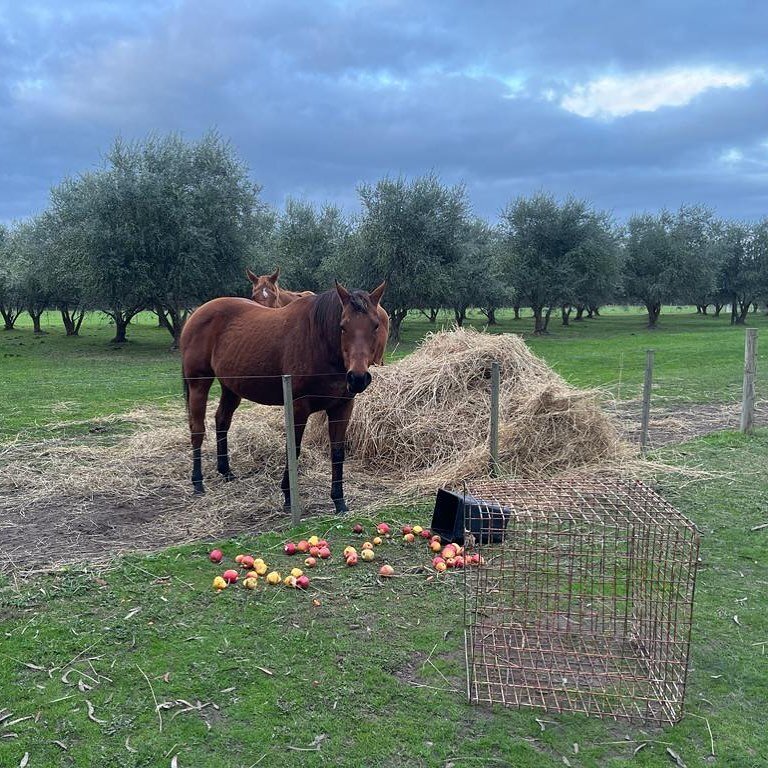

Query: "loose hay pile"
<box><xmin>322</xmin><ymin>327</ymin><xmax>628</xmax><ymax>490</ymax></box>
<box><xmin>0</xmin><ymin>328</ymin><xmax>629</xmax><ymax>572</ymax></box>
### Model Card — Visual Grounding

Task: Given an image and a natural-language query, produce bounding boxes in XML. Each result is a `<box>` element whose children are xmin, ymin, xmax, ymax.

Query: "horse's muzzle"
<box><xmin>346</xmin><ymin>371</ymin><xmax>372</xmax><ymax>394</ymax></box>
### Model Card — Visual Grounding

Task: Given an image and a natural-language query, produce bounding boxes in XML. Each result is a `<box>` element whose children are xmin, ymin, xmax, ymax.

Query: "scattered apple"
<box><xmin>309</xmin><ymin>546</ymin><xmax>321</xmax><ymax>557</ymax></box>
<box><xmin>304</xmin><ymin>556</ymin><xmax>317</xmax><ymax>568</ymax></box>
<box><xmin>284</xmin><ymin>575</ymin><xmax>296</xmax><ymax>587</ymax></box>
<box><xmin>372</xmin><ymin>536</ymin><xmax>383</xmax><ymax>546</ymax></box>
<box><xmin>290</xmin><ymin>567</ymin><xmax>304</xmax><ymax>579</ymax></box>
<box><xmin>317</xmin><ymin>539</ymin><xmax>329</xmax><ymax>549</ymax></box>
<box><xmin>209</xmin><ymin>549</ymin><xmax>223</xmax><ymax>563</ymax></box>
<box><xmin>434</xmin><ymin>561</ymin><xmax>448</xmax><ymax>573</ymax></box>
<box><xmin>442</xmin><ymin>545</ymin><xmax>457</xmax><ymax>560</ymax></box>
<box><xmin>308</xmin><ymin>535</ymin><xmax>320</xmax><ymax>547</ymax></box>
<box><xmin>243</xmin><ymin>577</ymin><xmax>258</xmax><ymax>590</ymax></box>
<box><xmin>445</xmin><ymin>558</ymin><xmax>456</xmax><ymax>568</ymax></box>
<box><xmin>419</xmin><ymin>529</ymin><xmax>431</xmax><ymax>539</ymax></box>
<box><xmin>401</xmin><ymin>524</ymin><xmax>413</xmax><ymax>535</ymax></box>
<box><xmin>379</xmin><ymin>564</ymin><xmax>395</xmax><ymax>578</ymax></box>
<box><xmin>240</xmin><ymin>555</ymin><xmax>255</xmax><ymax>569</ymax></box>
<box><xmin>343</xmin><ymin>546</ymin><xmax>357</xmax><ymax>558</ymax></box>
<box><xmin>412</xmin><ymin>525</ymin><xmax>423</xmax><ymax>535</ymax></box>
<box><xmin>454</xmin><ymin>556</ymin><xmax>465</xmax><ymax>568</ymax></box>
<box><xmin>297</xmin><ymin>540</ymin><xmax>310</xmax><ymax>553</ymax></box>
<box><xmin>432</xmin><ymin>556</ymin><xmax>445</xmax><ymax>568</ymax></box>
<box><xmin>361</xmin><ymin>541</ymin><xmax>374</xmax><ymax>551</ymax></box>
<box><xmin>376</xmin><ymin>523</ymin><xmax>391</xmax><ymax>536</ymax></box>
<box><xmin>430</xmin><ymin>534</ymin><xmax>442</xmax><ymax>544</ymax></box>
<box><xmin>212</xmin><ymin>576</ymin><xmax>227</xmax><ymax>590</ymax></box>
<box><xmin>430</xmin><ymin>540</ymin><xmax>442</xmax><ymax>552</ymax></box>
<box><xmin>346</xmin><ymin>554</ymin><xmax>358</xmax><ymax>566</ymax></box>
<box><xmin>352</xmin><ymin>523</ymin><xmax>364</xmax><ymax>534</ymax></box>
<box><xmin>296</xmin><ymin>575</ymin><xmax>310</xmax><ymax>589</ymax></box>
<box><xmin>284</xmin><ymin>542</ymin><xmax>297</xmax><ymax>556</ymax></box>
<box><xmin>266</xmin><ymin>571</ymin><xmax>281</xmax><ymax>585</ymax></box>
<box><xmin>361</xmin><ymin>548</ymin><xmax>375</xmax><ymax>561</ymax></box>
<box><xmin>403</xmin><ymin>533</ymin><xmax>415</xmax><ymax>543</ymax></box>
<box><xmin>222</xmin><ymin>569</ymin><xmax>239</xmax><ymax>584</ymax></box>
<box><xmin>318</xmin><ymin>546</ymin><xmax>331</xmax><ymax>559</ymax></box>
<box><xmin>254</xmin><ymin>561</ymin><xmax>268</xmax><ymax>576</ymax></box>
<box><xmin>245</xmin><ymin>570</ymin><xmax>259</xmax><ymax>580</ymax></box>
<box><xmin>234</xmin><ymin>554</ymin><xmax>244</xmax><ymax>564</ymax></box>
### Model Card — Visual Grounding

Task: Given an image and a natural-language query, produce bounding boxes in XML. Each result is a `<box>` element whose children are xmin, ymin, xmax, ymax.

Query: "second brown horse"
<box><xmin>180</xmin><ymin>281</ymin><xmax>387</xmax><ymax>514</ymax></box>
<box><xmin>247</xmin><ymin>266</ymin><xmax>390</xmax><ymax>364</ymax></box>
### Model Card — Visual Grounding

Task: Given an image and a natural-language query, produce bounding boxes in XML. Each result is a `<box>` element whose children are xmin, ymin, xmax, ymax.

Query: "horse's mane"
<box><xmin>311</xmin><ymin>289</ymin><xmax>373</xmax><ymax>360</ymax></box>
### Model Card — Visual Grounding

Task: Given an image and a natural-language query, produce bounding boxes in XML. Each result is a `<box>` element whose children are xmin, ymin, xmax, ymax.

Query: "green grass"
<box><xmin>1</xmin><ymin>432</ymin><xmax>767</xmax><ymax>766</ymax></box>
<box><xmin>2</xmin><ymin>306</ymin><xmax>766</xmax><ymax>440</ymax></box>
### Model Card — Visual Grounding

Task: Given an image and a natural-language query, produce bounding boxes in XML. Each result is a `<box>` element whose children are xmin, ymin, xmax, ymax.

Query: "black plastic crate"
<box><xmin>430</xmin><ymin>487</ymin><xmax>509</xmax><ymax>545</ymax></box>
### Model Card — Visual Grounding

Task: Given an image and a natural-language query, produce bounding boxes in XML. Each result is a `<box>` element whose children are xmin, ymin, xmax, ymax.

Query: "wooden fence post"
<box><xmin>741</xmin><ymin>329</ymin><xmax>758</xmax><ymax>434</ymax></box>
<box><xmin>640</xmin><ymin>349</ymin><xmax>654</xmax><ymax>456</ymax></box>
<box><xmin>490</xmin><ymin>361</ymin><xmax>500</xmax><ymax>476</ymax></box>
<box><xmin>282</xmin><ymin>374</ymin><xmax>302</xmax><ymax>524</ymax></box>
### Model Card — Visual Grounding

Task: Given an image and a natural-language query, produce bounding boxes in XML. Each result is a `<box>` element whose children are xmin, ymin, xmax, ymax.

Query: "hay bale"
<box><xmin>309</xmin><ymin>327</ymin><xmax>627</xmax><ymax>490</ymax></box>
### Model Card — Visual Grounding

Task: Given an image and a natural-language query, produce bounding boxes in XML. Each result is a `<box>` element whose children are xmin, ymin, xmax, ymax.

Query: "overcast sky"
<box><xmin>1</xmin><ymin>1</ymin><xmax>767</xmax><ymax>224</ymax></box>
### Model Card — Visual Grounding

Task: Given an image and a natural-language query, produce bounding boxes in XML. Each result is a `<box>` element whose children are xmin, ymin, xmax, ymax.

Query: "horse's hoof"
<box><xmin>193</xmin><ymin>485</ymin><xmax>205</xmax><ymax>495</ymax></box>
<box><xmin>333</xmin><ymin>501</ymin><xmax>349</xmax><ymax>515</ymax></box>
<box><xmin>221</xmin><ymin>471</ymin><xmax>236</xmax><ymax>482</ymax></box>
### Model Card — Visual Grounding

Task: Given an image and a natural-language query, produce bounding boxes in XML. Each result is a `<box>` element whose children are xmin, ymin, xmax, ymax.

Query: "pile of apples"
<box><xmin>207</xmin><ymin>520</ymin><xmax>485</xmax><ymax>593</ymax></box>
<box><xmin>209</xmin><ymin>548</ymin><xmax>310</xmax><ymax>591</ymax></box>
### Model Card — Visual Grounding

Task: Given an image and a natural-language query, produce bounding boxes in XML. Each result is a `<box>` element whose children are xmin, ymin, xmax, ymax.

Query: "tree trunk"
<box><xmin>714</xmin><ymin>302</ymin><xmax>724</xmax><ymax>317</ymax></box>
<box><xmin>388</xmin><ymin>308</ymin><xmax>409</xmax><ymax>341</ymax></box>
<box><xmin>112</xmin><ymin>315</ymin><xmax>129</xmax><ymax>343</ymax></box>
<box><xmin>574</xmin><ymin>305</ymin><xmax>585</xmax><ymax>321</ymax></box>
<box><xmin>428</xmin><ymin>307</ymin><xmax>439</xmax><ymax>323</ymax></box>
<box><xmin>561</xmin><ymin>304</ymin><xmax>572</xmax><ymax>326</ymax></box>
<box><xmin>29</xmin><ymin>308</ymin><xmax>44</xmax><ymax>334</ymax></box>
<box><xmin>646</xmin><ymin>301</ymin><xmax>661</xmax><ymax>328</ymax></box>
<box><xmin>1</xmin><ymin>305</ymin><xmax>22</xmax><ymax>330</ymax></box>
<box><xmin>695</xmin><ymin>305</ymin><xmax>701</xmax><ymax>314</ymax></box>
<box><xmin>532</xmin><ymin>305</ymin><xmax>545</xmax><ymax>334</ymax></box>
<box><xmin>453</xmin><ymin>307</ymin><xmax>467</xmax><ymax>327</ymax></box>
<box><xmin>590</xmin><ymin>305</ymin><xmax>601</xmax><ymax>317</ymax></box>
<box><xmin>479</xmin><ymin>306</ymin><xmax>498</xmax><ymax>325</ymax></box>
<box><xmin>60</xmin><ymin>305</ymin><xmax>85</xmax><ymax>336</ymax></box>
<box><xmin>734</xmin><ymin>298</ymin><xmax>750</xmax><ymax>325</ymax></box>
<box><xmin>513</xmin><ymin>305</ymin><xmax>520</xmax><ymax>320</ymax></box>
<box><xmin>701</xmin><ymin>304</ymin><xmax>708</xmax><ymax>315</ymax></box>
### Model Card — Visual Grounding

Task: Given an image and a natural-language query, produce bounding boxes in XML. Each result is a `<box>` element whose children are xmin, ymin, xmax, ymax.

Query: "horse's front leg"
<box><xmin>280</xmin><ymin>401</ymin><xmax>310</xmax><ymax>513</ymax></box>
<box><xmin>327</xmin><ymin>399</ymin><xmax>355</xmax><ymax>514</ymax></box>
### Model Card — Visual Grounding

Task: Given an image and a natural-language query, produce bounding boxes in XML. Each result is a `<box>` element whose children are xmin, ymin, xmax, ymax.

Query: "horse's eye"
<box><xmin>373</xmin><ymin>324</ymin><xmax>380</xmax><ymax>332</ymax></box>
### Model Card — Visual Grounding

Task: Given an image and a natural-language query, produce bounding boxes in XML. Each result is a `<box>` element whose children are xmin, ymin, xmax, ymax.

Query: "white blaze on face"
<box><xmin>262</xmin><ymin>288</ymin><xmax>269</xmax><ymax>298</ymax></box>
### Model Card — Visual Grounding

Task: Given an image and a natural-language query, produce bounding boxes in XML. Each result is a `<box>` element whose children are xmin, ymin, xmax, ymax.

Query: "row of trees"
<box><xmin>2</xmin><ymin>132</ymin><xmax>767</xmax><ymax>344</ymax></box>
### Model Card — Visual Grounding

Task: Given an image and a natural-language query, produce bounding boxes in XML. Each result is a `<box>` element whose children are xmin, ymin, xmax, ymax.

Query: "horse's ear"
<box><xmin>269</xmin><ymin>267</ymin><xmax>280</xmax><ymax>283</ymax></box>
<box><xmin>368</xmin><ymin>280</ymin><xmax>387</xmax><ymax>307</ymax></box>
<box><xmin>335</xmin><ymin>280</ymin><xmax>351</xmax><ymax>306</ymax></box>
<box><xmin>246</xmin><ymin>268</ymin><xmax>258</xmax><ymax>284</ymax></box>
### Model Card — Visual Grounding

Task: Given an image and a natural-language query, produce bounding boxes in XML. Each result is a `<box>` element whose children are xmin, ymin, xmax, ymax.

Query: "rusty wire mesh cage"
<box><xmin>463</xmin><ymin>477</ymin><xmax>699</xmax><ymax>723</ymax></box>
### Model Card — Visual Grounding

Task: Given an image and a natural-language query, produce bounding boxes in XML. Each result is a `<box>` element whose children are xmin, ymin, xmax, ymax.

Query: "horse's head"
<box><xmin>246</xmin><ymin>267</ymin><xmax>280</xmax><ymax>307</ymax></box>
<box><xmin>335</xmin><ymin>280</ymin><xmax>387</xmax><ymax>394</ymax></box>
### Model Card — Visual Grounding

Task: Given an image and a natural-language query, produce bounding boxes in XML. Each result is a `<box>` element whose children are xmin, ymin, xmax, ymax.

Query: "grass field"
<box><xmin>1</xmin><ymin>305</ymin><xmax>766</xmax><ymax>439</ymax></box>
<box><xmin>1</xmin><ymin>431</ymin><xmax>767</xmax><ymax>767</ymax></box>
<box><xmin>1</xmin><ymin>306</ymin><xmax>767</xmax><ymax>766</ymax></box>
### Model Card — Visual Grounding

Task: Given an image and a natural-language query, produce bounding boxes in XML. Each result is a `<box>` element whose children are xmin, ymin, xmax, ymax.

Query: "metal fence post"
<box><xmin>282</xmin><ymin>374</ymin><xmax>302</xmax><ymax>524</ymax></box>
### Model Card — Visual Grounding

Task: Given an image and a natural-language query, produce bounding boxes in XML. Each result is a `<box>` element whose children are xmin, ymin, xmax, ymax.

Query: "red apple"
<box><xmin>429</xmin><ymin>540</ymin><xmax>442</xmax><ymax>553</ymax></box>
<box><xmin>296</xmin><ymin>575</ymin><xmax>310</xmax><ymax>589</ymax></box>
<box><xmin>401</xmin><ymin>524</ymin><xmax>413</xmax><ymax>535</ymax></box>
<box><xmin>352</xmin><ymin>523</ymin><xmax>364</xmax><ymax>534</ymax></box>
<box><xmin>376</xmin><ymin>522</ymin><xmax>391</xmax><ymax>535</ymax></box>
<box><xmin>309</xmin><ymin>546</ymin><xmax>321</xmax><ymax>557</ymax></box>
<box><xmin>454</xmin><ymin>556</ymin><xmax>465</xmax><ymax>568</ymax></box>
<box><xmin>234</xmin><ymin>554</ymin><xmax>244</xmax><ymax>564</ymax></box>
<box><xmin>222</xmin><ymin>569</ymin><xmax>239</xmax><ymax>584</ymax></box>
<box><xmin>297</xmin><ymin>540</ymin><xmax>310</xmax><ymax>553</ymax></box>
<box><xmin>379</xmin><ymin>564</ymin><xmax>395</xmax><ymax>578</ymax></box>
<box><xmin>317</xmin><ymin>540</ymin><xmax>329</xmax><ymax>549</ymax></box>
<box><xmin>420</xmin><ymin>529</ymin><xmax>431</xmax><ymax>539</ymax></box>
<box><xmin>209</xmin><ymin>549</ymin><xmax>223</xmax><ymax>563</ymax></box>
<box><xmin>346</xmin><ymin>554</ymin><xmax>358</xmax><ymax>566</ymax></box>
<box><xmin>403</xmin><ymin>532</ymin><xmax>415</xmax><ymax>543</ymax></box>
<box><xmin>432</xmin><ymin>556</ymin><xmax>445</xmax><ymax>568</ymax></box>
<box><xmin>284</xmin><ymin>542</ymin><xmax>297</xmax><ymax>556</ymax></box>
<box><xmin>304</xmin><ymin>556</ymin><xmax>317</xmax><ymax>568</ymax></box>
<box><xmin>318</xmin><ymin>546</ymin><xmax>331</xmax><ymax>559</ymax></box>
<box><xmin>241</xmin><ymin>555</ymin><xmax>255</xmax><ymax>569</ymax></box>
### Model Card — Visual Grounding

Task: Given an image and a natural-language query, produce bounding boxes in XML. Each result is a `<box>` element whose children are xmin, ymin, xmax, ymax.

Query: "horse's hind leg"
<box><xmin>215</xmin><ymin>385</ymin><xmax>241</xmax><ymax>480</ymax></box>
<box><xmin>187</xmin><ymin>375</ymin><xmax>213</xmax><ymax>494</ymax></box>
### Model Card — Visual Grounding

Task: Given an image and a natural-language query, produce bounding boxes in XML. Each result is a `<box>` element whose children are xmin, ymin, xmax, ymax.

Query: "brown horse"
<box><xmin>180</xmin><ymin>281</ymin><xmax>387</xmax><ymax>514</ymax></box>
<box><xmin>246</xmin><ymin>267</ymin><xmax>314</xmax><ymax>307</ymax></box>
<box><xmin>246</xmin><ymin>267</ymin><xmax>390</xmax><ymax>365</ymax></box>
